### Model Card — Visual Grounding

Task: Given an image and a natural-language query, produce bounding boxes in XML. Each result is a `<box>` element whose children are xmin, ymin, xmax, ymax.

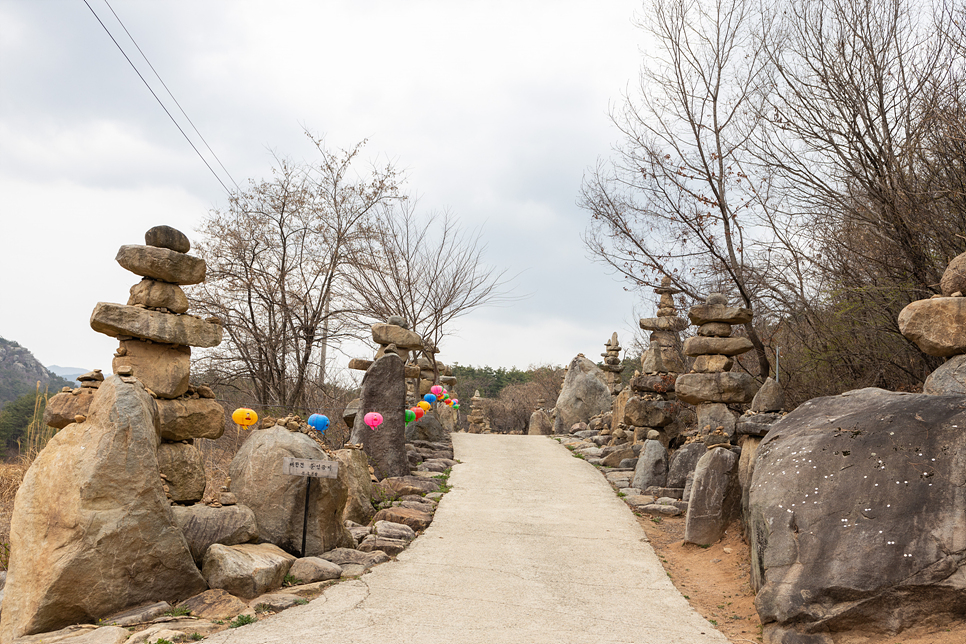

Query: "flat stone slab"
<box><xmin>90</xmin><ymin>302</ymin><xmax>223</xmax><ymax>347</ymax></box>
<box><xmin>115</xmin><ymin>244</ymin><xmax>206</xmax><ymax>285</ymax></box>
<box><xmin>687</xmin><ymin>304</ymin><xmax>753</xmax><ymax>325</ymax></box>
<box><xmin>201</xmin><ymin>434</ymin><xmax>729</xmax><ymax>644</ymax></box>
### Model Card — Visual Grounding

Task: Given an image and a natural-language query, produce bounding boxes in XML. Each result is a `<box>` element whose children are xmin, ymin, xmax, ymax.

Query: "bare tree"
<box><xmin>580</xmin><ymin>0</ymin><xmax>775</xmax><ymax>377</ymax></box>
<box><xmin>345</xmin><ymin>200</ymin><xmax>513</xmax><ymax>379</ymax></box>
<box><xmin>189</xmin><ymin>137</ymin><xmax>402</xmax><ymax>410</ymax></box>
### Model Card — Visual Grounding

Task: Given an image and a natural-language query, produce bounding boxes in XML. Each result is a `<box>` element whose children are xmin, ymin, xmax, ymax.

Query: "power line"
<box><xmin>100</xmin><ymin>0</ymin><xmax>240</xmax><ymax>191</ymax></box>
<box><xmin>81</xmin><ymin>0</ymin><xmax>234</xmax><ymax>195</ymax></box>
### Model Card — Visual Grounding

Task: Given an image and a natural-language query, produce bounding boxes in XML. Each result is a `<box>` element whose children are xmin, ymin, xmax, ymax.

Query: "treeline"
<box><xmin>452</xmin><ymin>364</ymin><xmax>564</xmax><ymax>434</ymax></box>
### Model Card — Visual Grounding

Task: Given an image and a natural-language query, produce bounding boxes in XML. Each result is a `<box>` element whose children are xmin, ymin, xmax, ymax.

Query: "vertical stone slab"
<box><xmin>350</xmin><ymin>353</ymin><xmax>408</xmax><ymax>480</ymax></box>
<box><xmin>631</xmin><ymin>440</ymin><xmax>668</xmax><ymax>490</ymax></box>
<box><xmin>684</xmin><ymin>447</ymin><xmax>741</xmax><ymax>546</ymax></box>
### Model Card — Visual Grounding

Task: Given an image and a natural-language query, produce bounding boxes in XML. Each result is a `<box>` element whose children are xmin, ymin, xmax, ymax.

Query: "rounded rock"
<box><xmin>706</xmin><ymin>293</ymin><xmax>728</xmax><ymax>305</ymax></box>
<box><xmin>145</xmin><ymin>225</ymin><xmax>190</xmax><ymax>253</ymax></box>
<box><xmin>940</xmin><ymin>251</ymin><xmax>966</xmax><ymax>297</ymax></box>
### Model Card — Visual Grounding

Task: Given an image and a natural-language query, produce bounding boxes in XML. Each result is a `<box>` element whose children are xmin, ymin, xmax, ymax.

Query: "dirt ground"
<box><xmin>636</xmin><ymin>513</ymin><xmax>966</xmax><ymax>644</ymax></box>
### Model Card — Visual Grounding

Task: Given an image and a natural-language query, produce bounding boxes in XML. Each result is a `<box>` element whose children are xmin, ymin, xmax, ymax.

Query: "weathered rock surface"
<box><xmin>112</xmin><ymin>340</ymin><xmax>190</xmax><ymax>399</ymax></box>
<box><xmin>288</xmin><ymin>557</ymin><xmax>343</xmax><ymax>583</ymax></box>
<box><xmin>157</xmin><ymin>441</ymin><xmax>207</xmax><ymax>503</ymax></box>
<box><xmin>0</xmin><ymin>377</ymin><xmax>206</xmax><ymax>640</ymax></box>
<box><xmin>897</xmin><ymin>297</ymin><xmax>966</xmax><ymax>356</ymax></box>
<box><xmin>10</xmin><ymin>625</ymin><xmax>131</xmax><ymax>644</ymax></box>
<box><xmin>90</xmin><ymin>303</ymin><xmax>223</xmax><ymax>347</ymax></box>
<box><xmin>527</xmin><ymin>409</ymin><xmax>553</xmax><ymax>435</ymax></box>
<box><xmin>176</xmin><ymin>588</ymin><xmax>249</xmax><ymax>621</ymax></box>
<box><xmin>749</xmin><ymin>388</ymin><xmax>966</xmax><ymax>644</ymax></box>
<box><xmin>632</xmin><ymin>440</ymin><xmax>668</xmax><ymax>490</ymax></box>
<box><xmin>624</xmin><ymin>397</ymin><xmax>673</xmax><ymax>428</ymax></box>
<box><xmin>101</xmin><ymin>601</ymin><xmax>171</xmax><ymax>627</ymax></box>
<box><xmin>690</xmin><ymin>354</ymin><xmax>735</xmax><ymax>373</ymax></box>
<box><xmin>696</xmin><ymin>403</ymin><xmax>736</xmax><ymax>435</ymax></box>
<box><xmin>405</xmin><ymin>413</ymin><xmax>447</xmax><ymax>443</ymax></box>
<box><xmin>697</xmin><ymin>322</ymin><xmax>732</xmax><ymax>337</ymax></box>
<box><xmin>940</xmin><ymin>251</ymin><xmax>966</xmax><ymax>296</ymax></box>
<box><xmin>629</xmin><ymin>373</ymin><xmax>676</xmax><ymax>393</ymax></box>
<box><xmin>228</xmin><ymin>425</ymin><xmax>353</xmax><ymax>556</ymax></box>
<box><xmin>376</xmin><ymin>475</ymin><xmax>441</xmax><ymax>499</ymax></box>
<box><xmin>201</xmin><ymin>543</ymin><xmax>295</xmax><ymax>600</ymax></box>
<box><xmin>349</xmin><ymin>353</ymin><xmax>409</xmax><ymax>479</ymax></box>
<box><xmin>171</xmin><ymin>503</ymin><xmax>258</xmax><ymax>564</ymax></box>
<box><xmin>737</xmin><ymin>435</ymin><xmax>762</xmax><ymax>538</ymax></box>
<box><xmin>318</xmin><ymin>548</ymin><xmax>389</xmax><ymax>572</ymax></box>
<box><xmin>372</xmin><ymin>506</ymin><xmax>433</xmax><ymax>532</ymax></box>
<box><xmin>923</xmin><ymin>353</ymin><xmax>966</xmax><ymax>395</ymax></box>
<box><xmin>675</xmin><ymin>372</ymin><xmax>757</xmax><ymax>405</ymax></box>
<box><xmin>358</xmin><ymin>534</ymin><xmax>409</xmax><ymax>556</ymax></box>
<box><xmin>684</xmin><ymin>447</ymin><xmax>740</xmax><ymax>546</ymax></box>
<box><xmin>371</xmin><ymin>323</ymin><xmax>423</xmax><ymax>349</ymax></box>
<box><xmin>115</xmin><ymin>244</ymin><xmax>206</xmax><ymax>285</ymax></box>
<box><xmin>332</xmin><ymin>448</ymin><xmax>375</xmax><ymax>525</ymax></box>
<box><xmin>145</xmin><ymin>225</ymin><xmax>191</xmax><ymax>253</ymax></box>
<box><xmin>736</xmin><ymin>411</ymin><xmax>782</xmax><ymax>437</ymax></box>
<box><xmin>553</xmin><ymin>355</ymin><xmax>613</xmax><ymax>434</ymax></box>
<box><xmin>683</xmin><ymin>336</ymin><xmax>754</xmax><ymax>357</ymax></box>
<box><xmin>687</xmin><ymin>304</ymin><xmax>753</xmax><ymax>326</ymax></box>
<box><xmin>127</xmin><ymin>279</ymin><xmax>189</xmax><ymax>313</ymax></box>
<box><xmin>639</xmin><ymin>316</ymin><xmax>688</xmax><ymax>331</ymax></box>
<box><xmin>155</xmin><ymin>397</ymin><xmax>226</xmax><ymax>441</ymax></box>
<box><xmin>42</xmin><ymin>388</ymin><xmax>95</xmax><ymax>429</ymax></box>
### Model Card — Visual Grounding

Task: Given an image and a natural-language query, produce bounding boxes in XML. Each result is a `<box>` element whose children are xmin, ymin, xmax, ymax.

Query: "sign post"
<box><xmin>282</xmin><ymin>457</ymin><xmax>340</xmax><ymax>557</ymax></box>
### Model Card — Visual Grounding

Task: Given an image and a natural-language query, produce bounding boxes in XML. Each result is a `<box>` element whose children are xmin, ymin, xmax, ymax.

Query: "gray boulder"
<box><xmin>749</xmin><ymin>388</ymin><xmax>966</xmax><ymax>644</ymax></box>
<box><xmin>406</xmin><ymin>413</ymin><xmax>447</xmax><ymax>442</ymax></box>
<box><xmin>750</xmin><ymin>377</ymin><xmax>785</xmax><ymax>412</ymax></box>
<box><xmin>553</xmin><ymin>355</ymin><xmax>613</xmax><ymax>434</ymax></box>
<box><xmin>684</xmin><ymin>447</ymin><xmax>740</xmax><ymax>546</ymax></box>
<box><xmin>228</xmin><ymin>425</ymin><xmax>354</xmax><ymax>556</ymax></box>
<box><xmin>696</xmin><ymin>403</ymin><xmax>736</xmax><ymax>435</ymax></box>
<box><xmin>624</xmin><ymin>397</ymin><xmax>673</xmax><ymax>428</ymax></box>
<box><xmin>527</xmin><ymin>409</ymin><xmax>553</xmax><ymax>435</ymax></box>
<box><xmin>349</xmin><ymin>353</ymin><xmax>409</xmax><ymax>479</ymax></box>
<box><xmin>288</xmin><ymin>556</ymin><xmax>343</xmax><ymax>583</ymax></box>
<box><xmin>0</xmin><ymin>377</ymin><xmax>206</xmax><ymax>641</ymax></box>
<box><xmin>666</xmin><ymin>442</ymin><xmax>706</xmax><ymax>489</ymax></box>
<box><xmin>171</xmin><ymin>503</ymin><xmax>259</xmax><ymax>564</ymax></box>
<box><xmin>145</xmin><ymin>225</ymin><xmax>191</xmax><ymax>253</ymax></box>
<box><xmin>631</xmin><ymin>440</ymin><xmax>668</xmax><ymax>490</ymax></box>
<box><xmin>736</xmin><ymin>411</ymin><xmax>782</xmax><ymax>437</ymax></box>
<box><xmin>115</xmin><ymin>244</ymin><xmax>206</xmax><ymax>284</ymax></box>
<box><xmin>201</xmin><ymin>543</ymin><xmax>295</xmax><ymax>599</ymax></box>
<box><xmin>923</xmin><ymin>353</ymin><xmax>966</xmax><ymax>395</ymax></box>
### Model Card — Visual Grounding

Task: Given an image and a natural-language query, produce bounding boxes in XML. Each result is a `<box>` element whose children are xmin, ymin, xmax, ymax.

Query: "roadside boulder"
<box><xmin>228</xmin><ymin>425</ymin><xmax>353</xmax><ymax>556</ymax></box>
<box><xmin>349</xmin><ymin>353</ymin><xmax>409</xmax><ymax>479</ymax></box>
<box><xmin>333</xmin><ymin>447</ymin><xmax>375</xmax><ymax>525</ymax></box>
<box><xmin>749</xmin><ymin>388</ymin><xmax>966</xmax><ymax>643</ymax></box>
<box><xmin>553</xmin><ymin>355</ymin><xmax>612</xmax><ymax>434</ymax></box>
<box><xmin>0</xmin><ymin>377</ymin><xmax>206</xmax><ymax>640</ymax></box>
<box><xmin>527</xmin><ymin>409</ymin><xmax>553</xmax><ymax>435</ymax></box>
<box><xmin>632</xmin><ymin>440</ymin><xmax>668</xmax><ymax>490</ymax></box>
<box><xmin>684</xmin><ymin>447</ymin><xmax>740</xmax><ymax>546</ymax></box>
<box><xmin>171</xmin><ymin>504</ymin><xmax>259</xmax><ymax>565</ymax></box>
<box><xmin>201</xmin><ymin>543</ymin><xmax>295</xmax><ymax>600</ymax></box>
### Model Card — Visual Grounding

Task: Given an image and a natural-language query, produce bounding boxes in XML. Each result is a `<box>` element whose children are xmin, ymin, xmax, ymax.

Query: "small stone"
<box><xmin>116</xmin><ymin>365</ymin><xmax>134</xmax><ymax>376</ymax></box>
<box><xmin>128</xmin><ymin>279</ymin><xmax>190</xmax><ymax>314</ymax></box>
<box><xmin>73</xmin><ymin>414</ymin><xmax>86</xmax><ymax>423</ymax></box>
<box><xmin>145</xmin><ymin>225</ymin><xmax>191</xmax><ymax>253</ymax></box>
<box><xmin>706</xmin><ymin>293</ymin><xmax>728</xmax><ymax>305</ymax></box>
<box><xmin>646</xmin><ymin>429</ymin><xmax>660</xmax><ymax>440</ymax></box>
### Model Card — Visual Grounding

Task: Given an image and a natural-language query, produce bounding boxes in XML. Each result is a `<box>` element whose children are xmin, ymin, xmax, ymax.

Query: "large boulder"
<box><xmin>0</xmin><ymin>377</ymin><xmax>206</xmax><ymax>640</ymax></box>
<box><xmin>201</xmin><ymin>543</ymin><xmax>295</xmax><ymax>600</ymax></box>
<box><xmin>684</xmin><ymin>447</ymin><xmax>740</xmax><ymax>546</ymax></box>
<box><xmin>228</xmin><ymin>425</ymin><xmax>354</xmax><ymax>556</ymax></box>
<box><xmin>112</xmin><ymin>340</ymin><xmax>190</xmax><ymax>399</ymax></box>
<box><xmin>115</xmin><ymin>244</ymin><xmax>206</xmax><ymax>285</ymax></box>
<box><xmin>90</xmin><ymin>302</ymin><xmax>223</xmax><ymax>347</ymax></box>
<box><xmin>897</xmin><ymin>297</ymin><xmax>966</xmax><ymax>357</ymax></box>
<box><xmin>553</xmin><ymin>355</ymin><xmax>613</xmax><ymax>434</ymax></box>
<box><xmin>749</xmin><ymin>388</ymin><xmax>966</xmax><ymax>644</ymax></box>
<box><xmin>675</xmin><ymin>372</ymin><xmax>758</xmax><ymax>405</ymax></box>
<box><xmin>631</xmin><ymin>440</ymin><xmax>668</xmax><ymax>490</ymax></box>
<box><xmin>332</xmin><ymin>447</ymin><xmax>375</xmax><ymax>525</ymax></box>
<box><xmin>155</xmin><ymin>397</ymin><xmax>226</xmax><ymax>441</ymax></box>
<box><xmin>923</xmin><ymin>353</ymin><xmax>966</xmax><ymax>395</ymax></box>
<box><xmin>405</xmin><ymin>413</ymin><xmax>447</xmax><ymax>443</ymax></box>
<box><xmin>171</xmin><ymin>503</ymin><xmax>259</xmax><ymax>564</ymax></box>
<box><xmin>666</xmin><ymin>442</ymin><xmax>707</xmax><ymax>489</ymax></box>
<box><xmin>349</xmin><ymin>353</ymin><xmax>409</xmax><ymax>479</ymax></box>
<box><xmin>371</xmin><ymin>323</ymin><xmax>423</xmax><ymax>349</ymax></box>
<box><xmin>527</xmin><ymin>409</ymin><xmax>553</xmax><ymax>435</ymax></box>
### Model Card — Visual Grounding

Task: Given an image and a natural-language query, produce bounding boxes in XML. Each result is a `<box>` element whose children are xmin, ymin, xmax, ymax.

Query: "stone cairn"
<box><xmin>466</xmin><ymin>390</ymin><xmax>489</xmax><ymax>433</ymax></box>
<box><xmin>898</xmin><ymin>251</ymin><xmax>966</xmax><ymax>395</ymax></box>
<box><xmin>675</xmin><ymin>293</ymin><xmax>758</xmax><ymax>448</ymax></box>
<box><xmin>598</xmin><ymin>333</ymin><xmax>625</xmax><ymax>395</ymax></box>
<box><xmin>43</xmin><ymin>369</ymin><xmax>104</xmax><ymax>428</ymax></box>
<box><xmin>629</xmin><ymin>278</ymin><xmax>689</xmax><ymax>444</ymax></box>
<box><xmin>87</xmin><ymin>225</ymin><xmax>226</xmax><ymax>505</ymax></box>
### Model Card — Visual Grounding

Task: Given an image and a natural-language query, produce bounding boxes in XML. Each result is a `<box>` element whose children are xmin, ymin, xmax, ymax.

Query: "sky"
<box><xmin>0</xmin><ymin>0</ymin><xmax>655</xmax><ymax>375</ymax></box>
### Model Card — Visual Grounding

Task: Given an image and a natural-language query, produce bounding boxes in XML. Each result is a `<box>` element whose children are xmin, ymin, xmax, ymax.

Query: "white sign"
<box><xmin>282</xmin><ymin>457</ymin><xmax>340</xmax><ymax>479</ymax></box>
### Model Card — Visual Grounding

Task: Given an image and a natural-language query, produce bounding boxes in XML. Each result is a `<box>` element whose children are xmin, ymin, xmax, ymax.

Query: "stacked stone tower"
<box><xmin>599</xmin><ymin>333</ymin><xmax>625</xmax><ymax>395</ymax></box>
<box><xmin>675</xmin><ymin>293</ymin><xmax>758</xmax><ymax>448</ymax></box>
<box><xmin>89</xmin><ymin>225</ymin><xmax>226</xmax><ymax>503</ymax></box>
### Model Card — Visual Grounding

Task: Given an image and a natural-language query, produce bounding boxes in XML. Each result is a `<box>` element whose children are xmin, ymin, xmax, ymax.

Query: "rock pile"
<box><xmin>899</xmin><ymin>253</ymin><xmax>966</xmax><ymax>394</ymax></box>
<box><xmin>598</xmin><ymin>332</ymin><xmax>625</xmax><ymax>394</ymax></box>
<box><xmin>466</xmin><ymin>390</ymin><xmax>489</xmax><ymax>434</ymax></box>
<box><xmin>87</xmin><ymin>226</ymin><xmax>226</xmax><ymax>504</ymax></box>
<box><xmin>42</xmin><ymin>369</ymin><xmax>103</xmax><ymax>428</ymax></box>
<box><xmin>527</xmin><ymin>398</ymin><xmax>553</xmax><ymax>436</ymax></box>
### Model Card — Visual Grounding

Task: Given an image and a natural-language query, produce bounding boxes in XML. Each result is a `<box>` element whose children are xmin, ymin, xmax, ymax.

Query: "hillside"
<box><xmin>0</xmin><ymin>338</ymin><xmax>72</xmax><ymax>408</ymax></box>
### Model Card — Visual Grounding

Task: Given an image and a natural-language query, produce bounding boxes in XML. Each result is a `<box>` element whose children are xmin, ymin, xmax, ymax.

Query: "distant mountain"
<box><xmin>0</xmin><ymin>338</ymin><xmax>74</xmax><ymax>408</ymax></box>
<box><xmin>48</xmin><ymin>365</ymin><xmax>90</xmax><ymax>383</ymax></box>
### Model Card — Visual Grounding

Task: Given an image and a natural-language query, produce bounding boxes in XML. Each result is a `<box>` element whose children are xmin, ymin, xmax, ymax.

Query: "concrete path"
<box><xmin>205</xmin><ymin>434</ymin><xmax>729</xmax><ymax>644</ymax></box>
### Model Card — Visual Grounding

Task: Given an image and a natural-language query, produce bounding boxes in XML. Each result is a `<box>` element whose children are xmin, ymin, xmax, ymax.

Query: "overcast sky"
<box><xmin>0</xmin><ymin>0</ymin><xmax>655</xmax><ymax>375</ymax></box>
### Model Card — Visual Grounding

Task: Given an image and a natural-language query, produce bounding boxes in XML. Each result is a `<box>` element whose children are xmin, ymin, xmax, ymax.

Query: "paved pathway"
<box><xmin>206</xmin><ymin>434</ymin><xmax>729</xmax><ymax>644</ymax></box>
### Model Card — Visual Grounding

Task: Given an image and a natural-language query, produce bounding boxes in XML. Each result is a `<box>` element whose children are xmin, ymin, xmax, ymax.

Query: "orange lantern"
<box><xmin>232</xmin><ymin>408</ymin><xmax>258</xmax><ymax>427</ymax></box>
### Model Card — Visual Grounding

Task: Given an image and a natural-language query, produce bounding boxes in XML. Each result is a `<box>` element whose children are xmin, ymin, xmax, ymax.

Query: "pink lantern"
<box><xmin>430</xmin><ymin>385</ymin><xmax>443</xmax><ymax>397</ymax></box>
<box><xmin>363</xmin><ymin>412</ymin><xmax>384</xmax><ymax>430</ymax></box>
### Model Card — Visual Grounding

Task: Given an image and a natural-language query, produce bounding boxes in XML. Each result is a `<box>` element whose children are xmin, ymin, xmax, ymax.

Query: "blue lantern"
<box><xmin>307</xmin><ymin>414</ymin><xmax>330</xmax><ymax>433</ymax></box>
<box><xmin>423</xmin><ymin>393</ymin><xmax>437</xmax><ymax>404</ymax></box>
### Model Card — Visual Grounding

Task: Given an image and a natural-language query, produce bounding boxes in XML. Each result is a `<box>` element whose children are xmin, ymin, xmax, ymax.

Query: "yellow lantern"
<box><xmin>232</xmin><ymin>408</ymin><xmax>258</xmax><ymax>427</ymax></box>
<box><xmin>417</xmin><ymin>400</ymin><xmax>432</xmax><ymax>412</ymax></box>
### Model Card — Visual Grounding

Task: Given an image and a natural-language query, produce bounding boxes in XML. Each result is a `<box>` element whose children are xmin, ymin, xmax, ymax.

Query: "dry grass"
<box><xmin>0</xmin><ymin>461</ymin><xmax>28</xmax><ymax>569</ymax></box>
